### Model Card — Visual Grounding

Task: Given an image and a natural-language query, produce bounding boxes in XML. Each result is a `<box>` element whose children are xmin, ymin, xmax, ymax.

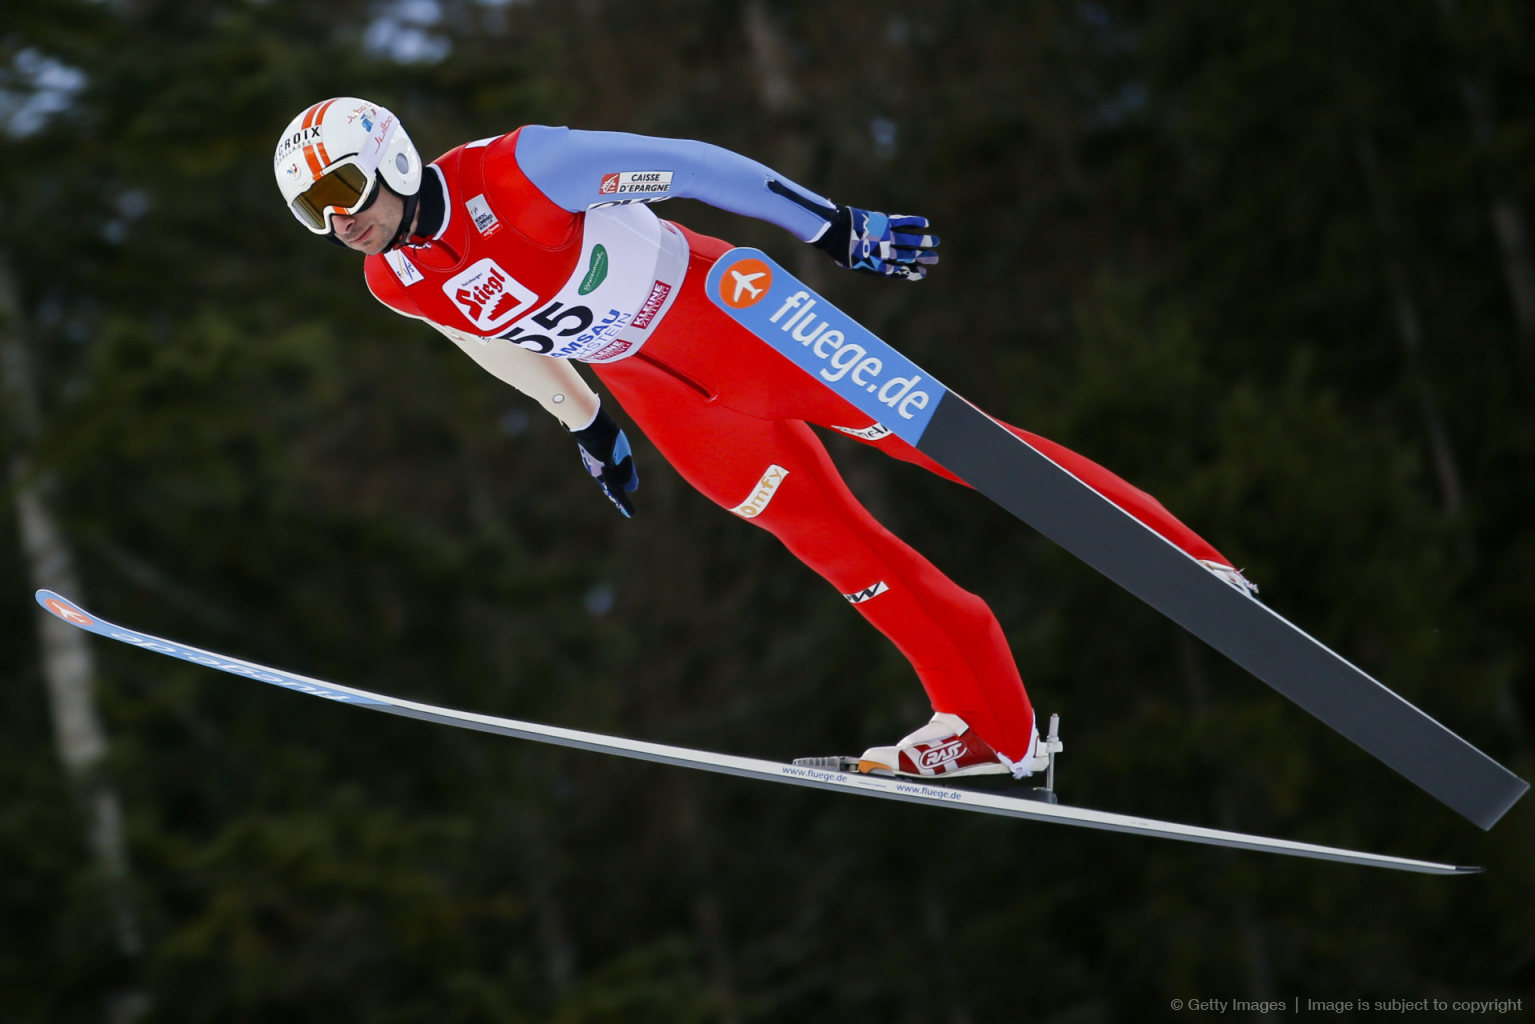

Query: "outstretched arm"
<box><xmin>429</xmin><ymin>321</ymin><xmax>639</xmax><ymax>517</ymax></box>
<box><xmin>429</xmin><ymin>321</ymin><xmax>600</xmax><ymax>429</ymax></box>
<box><xmin>513</xmin><ymin>126</ymin><xmax>939</xmax><ymax>280</ymax></box>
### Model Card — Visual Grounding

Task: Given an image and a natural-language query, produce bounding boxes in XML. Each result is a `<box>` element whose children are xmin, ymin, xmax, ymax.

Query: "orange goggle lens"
<box><xmin>289</xmin><ymin>161</ymin><xmax>373</xmax><ymax>233</ymax></box>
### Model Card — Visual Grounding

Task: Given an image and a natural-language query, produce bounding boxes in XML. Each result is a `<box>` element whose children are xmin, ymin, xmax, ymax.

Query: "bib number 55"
<box><xmin>501</xmin><ymin>301</ymin><xmax>595</xmax><ymax>354</ymax></box>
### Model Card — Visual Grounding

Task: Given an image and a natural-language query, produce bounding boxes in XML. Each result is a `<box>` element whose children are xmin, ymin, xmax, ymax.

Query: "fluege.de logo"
<box><xmin>706</xmin><ymin>248</ymin><xmax>949</xmax><ymax>447</ymax></box>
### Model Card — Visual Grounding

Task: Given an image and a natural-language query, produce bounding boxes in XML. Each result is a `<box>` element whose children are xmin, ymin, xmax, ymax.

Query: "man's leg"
<box><xmin>595</xmin><ymin>356</ymin><xmax>1037</xmax><ymax>762</ymax></box>
<box><xmin>841</xmin><ymin>422</ymin><xmax>1237</xmax><ymax>568</ymax></box>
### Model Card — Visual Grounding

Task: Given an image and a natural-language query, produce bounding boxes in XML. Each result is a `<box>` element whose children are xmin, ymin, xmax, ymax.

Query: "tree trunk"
<box><xmin>1351</xmin><ymin>130</ymin><xmax>1471</xmax><ymax>531</ymax></box>
<box><xmin>0</xmin><ymin>251</ymin><xmax>148</xmax><ymax>1024</ymax></box>
<box><xmin>1437</xmin><ymin>0</ymin><xmax>1535</xmax><ymax>335</ymax></box>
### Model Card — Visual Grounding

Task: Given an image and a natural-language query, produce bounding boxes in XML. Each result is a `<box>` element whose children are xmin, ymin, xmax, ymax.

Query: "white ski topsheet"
<box><xmin>35</xmin><ymin>590</ymin><xmax>1478</xmax><ymax>876</ymax></box>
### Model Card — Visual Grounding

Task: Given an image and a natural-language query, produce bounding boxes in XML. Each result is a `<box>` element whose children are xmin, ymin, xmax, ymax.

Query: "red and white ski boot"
<box><xmin>855</xmin><ymin>712</ymin><xmax>1024</xmax><ymax>779</ymax></box>
<box><xmin>795</xmin><ymin>712</ymin><xmax>1064</xmax><ymax>797</ymax></box>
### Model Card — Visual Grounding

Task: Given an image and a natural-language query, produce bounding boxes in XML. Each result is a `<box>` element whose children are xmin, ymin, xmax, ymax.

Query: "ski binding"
<box><xmin>793</xmin><ymin>713</ymin><xmax>1065</xmax><ymax>804</ymax></box>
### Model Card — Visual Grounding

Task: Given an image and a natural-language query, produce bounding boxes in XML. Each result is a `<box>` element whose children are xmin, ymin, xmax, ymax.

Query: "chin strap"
<box><xmin>384</xmin><ymin>189</ymin><xmax>422</xmax><ymax>252</ymax></box>
<box><xmin>318</xmin><ymin>175</ymin><xmax>415</xmax><ymax>251</ymax></box>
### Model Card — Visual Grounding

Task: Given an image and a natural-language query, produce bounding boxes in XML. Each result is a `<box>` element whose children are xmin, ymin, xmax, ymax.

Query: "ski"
<box><xmin>705</xmin><ymin>249</ymin><xmax>1528</xmax><ymax>830</ymax></box>
<box><xmin>36</xmin><ymin>590</ymin><xmax>1479</xmax><ymax>875</ymax></box>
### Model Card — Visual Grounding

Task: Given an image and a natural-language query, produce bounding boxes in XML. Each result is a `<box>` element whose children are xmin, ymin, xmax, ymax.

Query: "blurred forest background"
<box><xmin>3</xmin><ymin>0</ymin><xmax>1532</xmax><ymax>1021</ymax></box>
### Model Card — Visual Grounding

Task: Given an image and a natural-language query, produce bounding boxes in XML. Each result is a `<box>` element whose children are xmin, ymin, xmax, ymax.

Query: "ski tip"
<box><xmin>35</xmin><ymin>590</ymin><xmax>93</xmax><ymax>625</ymax></box>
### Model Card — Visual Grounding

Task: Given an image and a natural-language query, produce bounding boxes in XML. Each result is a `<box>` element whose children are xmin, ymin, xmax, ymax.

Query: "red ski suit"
<box><xmin>363</xmin><ymin>131</ymin><xmax>1232</xmax><ymax>762</ymax></box>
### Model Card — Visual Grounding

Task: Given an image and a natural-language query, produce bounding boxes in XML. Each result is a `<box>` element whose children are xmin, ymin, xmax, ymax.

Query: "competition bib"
<box><xmin>493</xmin><ymin>205</ymin><xmax>687</xmax><ymax>363</ymax></box>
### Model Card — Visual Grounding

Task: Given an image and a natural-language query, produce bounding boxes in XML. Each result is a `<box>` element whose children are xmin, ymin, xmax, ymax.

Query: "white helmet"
<box><xmin>274</xmin><ymin>97</ymin><xmax>422</xmax><ymax>236</ymax></box>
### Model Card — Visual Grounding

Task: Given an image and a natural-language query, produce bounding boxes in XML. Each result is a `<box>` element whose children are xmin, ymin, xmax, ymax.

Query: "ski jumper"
<box><xmin>361</xmin><ymin>127</ymin><xmax>1235</xmax><ymax>762</ymax></box>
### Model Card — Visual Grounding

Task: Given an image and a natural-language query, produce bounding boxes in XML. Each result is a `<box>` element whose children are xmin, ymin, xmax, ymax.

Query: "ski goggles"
<box><xmin>288</xmin><ymin>158</ymin><xmax>380</xmax><ymax>234</ymax></box>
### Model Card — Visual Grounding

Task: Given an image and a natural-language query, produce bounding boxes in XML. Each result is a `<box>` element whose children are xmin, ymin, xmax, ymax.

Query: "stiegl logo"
<box><xmin>461</xmin><ymin>269</ymin><xmax>510</xmax><ymax>316</ymax></box>
<box><xmin>444</xmin><ymin>258</ymin><xmax>537</xmax><ymax>332</ymax></box>
<box><xmin>731</xmin><ymin>464</ymin><xmax>789</xmax><ymax>519</ymax></box>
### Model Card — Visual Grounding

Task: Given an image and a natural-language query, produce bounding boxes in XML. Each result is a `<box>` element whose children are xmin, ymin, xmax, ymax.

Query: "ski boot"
<box><xmin>794</xmin><ymin>712</ymin><xmax>1064</xmax><ymax>803</ymax></box>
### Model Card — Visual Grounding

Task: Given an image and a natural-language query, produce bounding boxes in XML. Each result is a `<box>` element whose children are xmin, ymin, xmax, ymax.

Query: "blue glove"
<box><xmin>812</xmin><ymin>204</ymin><xmax>940</xmax><ymax>281</ymax></box>
<box><xmin>572</xmin><ymin>406</ymin><xmax>639</xmax><ymax>518</ymax></box>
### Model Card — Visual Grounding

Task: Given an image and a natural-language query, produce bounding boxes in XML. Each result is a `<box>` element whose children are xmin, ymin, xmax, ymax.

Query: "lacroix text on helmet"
<box><xmin>273</xmin><ymin>124</ymin><xmax>323</xmax><ymax>167</ymax></box>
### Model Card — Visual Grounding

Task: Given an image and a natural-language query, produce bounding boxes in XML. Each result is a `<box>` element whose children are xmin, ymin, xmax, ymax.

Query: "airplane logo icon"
<box><xmin>730</xmin><ymin>269</ymin><xmax>765</xmax><ymax>302</ymax></box>
<box><xmin>718</xmin><ymin>257</ymin><xmax>773</xmax><ymax>308</ymax></box>
<box><xmin>41</xmin><ymin>594</ymin><xmax>94</xmax><ymax>627</ymax></box>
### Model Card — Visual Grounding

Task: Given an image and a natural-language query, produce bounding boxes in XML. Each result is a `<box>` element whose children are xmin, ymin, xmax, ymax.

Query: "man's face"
<box><xmin>332</xmin><ymin>185</ymin><xmax>404</xmax><ymax>254</ymax></box>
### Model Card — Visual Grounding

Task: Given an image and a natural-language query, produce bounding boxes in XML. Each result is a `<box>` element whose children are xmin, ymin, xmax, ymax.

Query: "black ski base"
<box><xmin>917</xmin><ymin>393</ymin><xmax>1528</xmax><ymax>828</ymax></box>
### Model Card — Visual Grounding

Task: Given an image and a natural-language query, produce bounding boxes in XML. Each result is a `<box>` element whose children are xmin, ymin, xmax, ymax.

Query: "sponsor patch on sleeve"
<box><xmin>598</xmin><ymin>171</ymin><xmax>674</xmax><ymax>197</ymax></box>
<box><xmin>466</xmin><ymin>194</ymin><xmax>501</xmax><ymax>237</ymax></box>
<box><xmin>385</xmin><ymin>250</ymin><xmax>424</xmax><ymax>287</ymax></box>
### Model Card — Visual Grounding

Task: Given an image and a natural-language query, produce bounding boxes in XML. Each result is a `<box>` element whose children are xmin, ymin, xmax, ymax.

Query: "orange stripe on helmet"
<box><xmin>299</xmin><ymin>100</ymin><xmax>339</xmax><ymax>179</ymax></box>
<box><xmin>302</xmin><ymin>144</ymin><xmax>326</xmax><ymax>178</ymax></box>
<box><xmin>302</xmin><ymin>98</ymin><xmax>336</xmax><ymax>130</ymax></box>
